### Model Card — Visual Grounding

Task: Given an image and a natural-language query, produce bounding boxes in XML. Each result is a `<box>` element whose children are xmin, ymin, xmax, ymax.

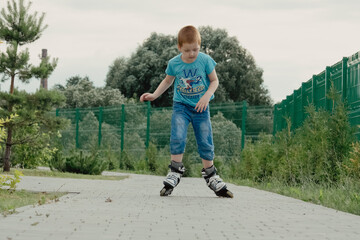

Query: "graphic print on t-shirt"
<box><xmin>177</xmin><ymin>68</ymin><xmax>205</xmax><ymax>99</ymax></box>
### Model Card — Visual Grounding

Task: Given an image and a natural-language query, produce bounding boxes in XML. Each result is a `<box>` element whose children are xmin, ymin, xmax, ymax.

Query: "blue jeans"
<box><xmin>170</xmin><ymin>101</ymin><xmax>214</xmax><ymax>161</ymax></box>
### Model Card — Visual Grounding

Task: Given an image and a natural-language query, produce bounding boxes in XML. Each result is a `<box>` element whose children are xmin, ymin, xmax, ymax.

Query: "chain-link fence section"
<box><xmin>54</xmin><ymin>102</ymin><xmax>273</xmax><ymax>161</ymax></box>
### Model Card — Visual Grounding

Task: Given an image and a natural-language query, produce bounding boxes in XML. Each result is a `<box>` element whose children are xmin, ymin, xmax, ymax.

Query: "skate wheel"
<box><xmin>160</xmin><ymin>187</ymin><xmax>173</xmax><ymax>196</ymax></box>
<box><xmin>226</xmin><ymin>190</ymin><xmax>234</xmax><ymax>198</ymax></box>
<box><xmin>215</xmin><ymin>188</ymin><xmax>234</xmax><ymax>198</ymax></box>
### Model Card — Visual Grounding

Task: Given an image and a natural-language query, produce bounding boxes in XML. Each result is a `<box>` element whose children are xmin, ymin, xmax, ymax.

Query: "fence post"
<box><xmin>273</xmin><ymin>104</ymin><xmax>277</xmax><ymax>136</ymax></box>
<box><xmin>325</xmin><ymin>66</ymin><xmax>331</xmax><ymax>111</ymax></box>
<box><xmin>292</xmin><ymin>90</ymin><xmax>297</xmax><ymax>129</ymax></box>
<box><xmin>312</xmin><ymin>75</ymin><xmax>317</xmax><ymax>108</ymax></box>
<box><xmin>98</xmin><ymin>107</ymin><xmax>103</xmax><ymax>147</ymax></box>
<box><xmin>146</xmin><ymin>101</ymin><xmax>151</xmax><ymax>148</ymax></box>
<box><xmin>75</xmin><ymin>108</ymin><xmax>79</xmax><ymax>149</ymax></box>
<box><xmin>120</xmin><ymin>104</ymin><xmax>125</xmax><ymax>152</ymax></box>
<box><xmin>241</xmin><ymin>100</ymin><xmax>247</xmax><ymax>150</ymax></box>
<box><xmin>301</xmin><ymin>82</ymin><xmax>305</xmax><ymax>122</ymax></box>
<box><xmin>342</xmin><ymin>57</ymin><xmax>348</xmax><ymax>102</ymax></box>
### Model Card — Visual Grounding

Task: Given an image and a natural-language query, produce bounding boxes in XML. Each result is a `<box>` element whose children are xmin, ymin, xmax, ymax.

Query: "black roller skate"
<box><xmin>160</xmin><ymin>161</ymin><xmax>185</xmax><ymax>196</ymax></box>
<box><xmin>202</xmin><ymin>166</ymin><xmax>234</xmax><ymax>198</ymax></box>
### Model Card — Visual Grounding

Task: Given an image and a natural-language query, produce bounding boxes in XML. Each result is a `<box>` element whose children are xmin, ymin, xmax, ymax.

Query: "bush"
<box><xmin>344</xmin><ymin>142</ymin><xmax>360</xmax><ymax>180</ymax></box>
<box><xmin>49</xmin><ymin>150</ymin><xmax>107</xmax><ymax>175</ymax></box>
<box><xmin>146</xmin><ymin>142</ymin><xmax>158</xmax><ymax>172</ymax></box>
<box><xmin>239</xmin><ymin>86</ymin><xmax>355</xmax><ymax>185</ymax></box>
<box><xmin>99</xmin><ymin>146</ymin><xmax>119</xmax><ymax>171</ymax></box>
<box><xmin>119</xmin><ymin>150</ymin><xmax>135</xmax><ymax>170</ymax></box>
<box><xmin>239</xmin><ymin>134</ymin><xmax>275</xmax><ymax>182</ymax></box>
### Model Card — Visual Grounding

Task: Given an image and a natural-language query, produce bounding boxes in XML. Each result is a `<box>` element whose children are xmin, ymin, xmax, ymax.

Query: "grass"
<box><xmin>6</xmin><ymin>168</ymin><xmax>128</xmax><ymax>181</ymax></box>
<box><xmin>0</xmin><ymin>168</ymin><xmax>128</xmax><ymax>215</ymax></box>
<box><xmin>228</xmin><ymin>177</ymin><xmax>360</xmax><ymax>216</ymax></box>
<box><xmin>0</xmin><ymin>189</ymin><xmax>65</xmax><ymax>216</ymax></box>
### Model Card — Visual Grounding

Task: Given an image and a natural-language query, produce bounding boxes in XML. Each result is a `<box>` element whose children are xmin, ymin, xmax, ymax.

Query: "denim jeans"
<box><xmin>170</xmin><ymin>101</ymin><xmax>214</xmax><ymax>161</ymax></box>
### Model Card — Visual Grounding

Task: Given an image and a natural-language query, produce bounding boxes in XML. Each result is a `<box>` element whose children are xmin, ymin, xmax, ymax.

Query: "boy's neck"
<box><xmin>181</xmin><ymin>54</ymin><xmax>197</xmax><ymax>64</ymax></box>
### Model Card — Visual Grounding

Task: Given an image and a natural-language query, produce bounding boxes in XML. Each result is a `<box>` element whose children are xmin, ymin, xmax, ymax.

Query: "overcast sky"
<box><xmin>0</xmin><ymin>0</ymin><xmax>359</xmax><ymax>103</ymax></box>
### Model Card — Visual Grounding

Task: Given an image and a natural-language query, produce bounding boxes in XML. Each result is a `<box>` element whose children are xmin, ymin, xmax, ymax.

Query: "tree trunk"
<box><xmin>3</xmin><ymin>101</ymin><xmax>14</xmax><ymax>172</ymax></box>
<box><xmin>3</xmin><ymin>126</ymin><xmax>13</xmax><ymax>172</ymax></box>
<box><xmin>10</xmin><ymin>74</ymin><xmax>15</xmax><ymax>94</ymax></box>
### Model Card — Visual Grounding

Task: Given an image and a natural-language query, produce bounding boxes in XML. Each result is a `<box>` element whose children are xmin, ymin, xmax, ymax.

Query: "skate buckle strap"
<box><xmin>170</xmin><ymin>165</ymin><xmax>185</xmax><ymax>174</ymax></box>
<box><xmin>169</xmin><ymin>161</ymin><xmax>185</xmax><ymax>175</ymax></box>
<box><xmin>202</xmin><ymin>165</ymin><xmax>217</xmax><ymax>179</ymax></box>
<box><xmin>208</xmin><ymin>175</ymin><xmax>226</xmax><ymax>192</ymax></box>
<box><xmin>164</xmin><ymin>171</ymin><xmax>181</xmax><ymax>188</ymax></box>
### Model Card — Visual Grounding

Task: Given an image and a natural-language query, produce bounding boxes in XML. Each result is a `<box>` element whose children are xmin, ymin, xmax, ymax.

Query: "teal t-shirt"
<box><xmin>165</xmin><ymin>52</ymin><xmax>216</xmax><ymax>107</ymax></box>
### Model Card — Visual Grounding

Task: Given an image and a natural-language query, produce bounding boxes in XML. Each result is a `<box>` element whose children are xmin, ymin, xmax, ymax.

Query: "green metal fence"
<box><xmin>273</xmin><ymin>51</ymin><xmax>360</xmax><ymax>138</ymax></box>
<box><xmin>55</xmin><ymin>101</ymin><xmax>273</xmax><ymax>160</ymax></box>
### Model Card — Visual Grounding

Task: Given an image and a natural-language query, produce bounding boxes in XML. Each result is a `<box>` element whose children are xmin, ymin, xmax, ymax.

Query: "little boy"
<box><xmin>140</xmin><ymin>25</ymin><xmax>233</xmax><ymax>198</ymax></box>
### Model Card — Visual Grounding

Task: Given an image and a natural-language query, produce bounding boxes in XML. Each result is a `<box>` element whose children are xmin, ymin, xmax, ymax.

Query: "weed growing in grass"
<box><xmin>0</xmin><ymin>170</ymin><xmax>23</xmax><ymax>191</ymax></box>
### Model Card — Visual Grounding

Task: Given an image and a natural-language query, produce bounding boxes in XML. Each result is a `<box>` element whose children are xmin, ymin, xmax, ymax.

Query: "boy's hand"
<box><xmin>195</xmin><ymin>94</ymin><xmax>211</xmax><ymax>112</ymax></box>
<box><xmin>140</xmin><ymin>93</ymin><xmax>156</xmax><ymax>102</ymax></box>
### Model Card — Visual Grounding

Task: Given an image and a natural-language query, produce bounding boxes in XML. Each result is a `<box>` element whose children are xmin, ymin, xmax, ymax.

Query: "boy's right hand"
<box><xmin>140</xmin><ymin>93</ymin><xmax>156</xmax><ymax>102</ymax></box>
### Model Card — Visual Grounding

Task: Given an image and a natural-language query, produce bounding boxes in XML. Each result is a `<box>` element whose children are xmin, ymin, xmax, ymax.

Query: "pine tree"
<box><xmin>0</xmin><ymin>0</ymin><xmax>57</xmax><ymax>171</ymax></box>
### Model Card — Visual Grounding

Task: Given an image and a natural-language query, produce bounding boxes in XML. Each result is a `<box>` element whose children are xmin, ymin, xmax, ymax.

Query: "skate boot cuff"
<box><xmin>202</xmin><ymin>165</ymin><xmax>216</xmax><ymax>180</ymax></box>
<box><xmin>169</xmin><ymin>160</ymin><xmax>185</xmax><ymax>175</ymax></box>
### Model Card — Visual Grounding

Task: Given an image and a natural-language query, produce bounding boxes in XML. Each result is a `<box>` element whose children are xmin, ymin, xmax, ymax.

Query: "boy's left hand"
<box><xmin>195</xmin><ymin>94</ymin><xmax>211</xmax><ymax>112</ymax></box>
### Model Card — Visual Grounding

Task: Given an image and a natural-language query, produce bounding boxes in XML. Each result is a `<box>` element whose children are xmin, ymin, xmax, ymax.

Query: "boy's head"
<box><xmin>177</xmin><ymin>25</ymin><xmax>201</xmax><ymax>48</ymax></box>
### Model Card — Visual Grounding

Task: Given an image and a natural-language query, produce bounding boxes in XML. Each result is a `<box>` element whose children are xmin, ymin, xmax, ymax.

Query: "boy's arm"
<box><xmin>195</xmin><ymin>69</ymin><xmax>219</xmax><ymax>112</ymax></box>
<box><xmin>140</xmin><ymin>75</ymin><xmax>175</xmax><ymax>102</ymax></box>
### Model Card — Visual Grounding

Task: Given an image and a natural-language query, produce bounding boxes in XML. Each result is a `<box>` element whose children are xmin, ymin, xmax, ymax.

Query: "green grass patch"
<box><xmin>0</xmin><ymin>168</ymin><xmax>128</xmax><ymax>216</ymax></box>
<box><xmin>0</xmin><ymin>189</ymin><xmax>65</xmax><ymax>216</ymax></box>
<box><xmin>228</xmin><ymin>178</ymin><xmax>360</xmax><ymax>216</ymax></box>
<box><xmin>5</xmin><ymin>168</ymin><xmax>128</xmax><ymax>181</ymax></box>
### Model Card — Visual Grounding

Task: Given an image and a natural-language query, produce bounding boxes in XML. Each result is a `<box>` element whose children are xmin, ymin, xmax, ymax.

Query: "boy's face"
<box><xmin>178</xmin><ymin>42</ymin><xmax>200</xmax><ymax>63</ymax></box>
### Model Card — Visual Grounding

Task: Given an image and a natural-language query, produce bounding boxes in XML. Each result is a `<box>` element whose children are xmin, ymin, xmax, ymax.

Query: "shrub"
<box><xmin>239</xmin><ymin>85</ymin><xmax>355</xmax><ymax>185</ymax></box>
<box><xmin>100</xmin><ymin>146</ymin><xmax>119</xmax><ymax>171</ymax></box>
<box><xmin>344</xmin><ymin>142</ymin><xmax>360</xmax><ymax>180</ymax></box>
<box><xmin>146</xmin><ymin>142</ymin><xmax>158</xmax><ymax>172</ymax></box>
<box><xmin>49</xmin><ymin>150</ymin><xmax>107</xmax><ymax>175</ymax></box>
<box><xmin>239</xmin><ymin>133</ymin><xmax>275</xmax><ymax>182</ymax></box>
<box><xmin>119</xmin><ymin>150</ymin><xmax>135</xmax><ymax>170</ymax></box>
<box><xmin>0</xmin><ymin>170</ymin><xmax>24</xmax><ymax>191</ymax></box>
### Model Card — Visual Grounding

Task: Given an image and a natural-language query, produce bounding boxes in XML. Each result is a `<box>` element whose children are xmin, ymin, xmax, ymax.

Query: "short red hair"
<box><xmin>177</xmin><ymin>25</ymin><xmax>201</xmax><ymax>47</ymax></box>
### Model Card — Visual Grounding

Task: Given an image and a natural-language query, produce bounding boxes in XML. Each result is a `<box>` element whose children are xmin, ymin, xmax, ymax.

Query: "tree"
<box><xmin>0</xmin><ymin>0</ymin><xmax>50</xmax><ymax>93</ymax></box>
<box><xmin>106</xmin><ymin>32</ymin><xmax>178</xmax><ymax>107</ymax></box>
<box><xmin>0</xmin><ymin>90</ymin><xmax>68</xmax><ymax>171</ymax></box>
<box><xmin>0</xmin><ymin>0</ymin><xmax>57</xmax><ymax>171</ymax></box>
<box><xmin>106</xmin><ymin>26</ymin><xmax>272</xmax><ymax>107</ymax></box>
<box><xmin>199</xmin><ymin>26</ymin><xmax>271</xmax><ymax>105</ymax></box>
<box><xmin>53</xmin><ymin>75</ymin><xmax>130</xmax><ymax>108</ymax></box>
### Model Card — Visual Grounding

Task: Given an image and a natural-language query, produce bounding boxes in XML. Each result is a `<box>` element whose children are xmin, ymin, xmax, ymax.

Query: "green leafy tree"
<box><xmin>199</xmin><ymin>26</ymin><xmax>270</xmax><ymax>105</ymax></box>
<box><xmin>0</xmin><ymin>0</ymin><xmax>59</xmax><ymax>171</ymax></box>
<box><xmin>53</xmin><ymin>75</ymin><xmax>130</xmax><ymax>108</ymax></box>
<box><xmin>0</xmin><ymin>90</ymin><xmax>68</xmax><ymax>171</ymax></box>
<box><xmin>106</xmin><ymin>33</ymin><xmax>178</xmax><ymax>106</ymax></box>
<box><xmin>106</xmin><ymin>26</ymin><xmax>272</xmax><ymax>107</ymax></box>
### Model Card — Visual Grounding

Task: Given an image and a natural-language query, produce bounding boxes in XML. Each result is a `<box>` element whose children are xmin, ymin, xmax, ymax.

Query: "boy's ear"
<box><xmin>177</xmin><ymin>44</ymin><xmax>182</xmax><ymax>51</ymax></box>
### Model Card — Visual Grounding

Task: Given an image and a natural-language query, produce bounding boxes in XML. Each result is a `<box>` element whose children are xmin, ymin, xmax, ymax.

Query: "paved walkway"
<box><xmin>1</xmin><ymin>172</ymin><xmax>360</xmax><ymax>240</ymax></box>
